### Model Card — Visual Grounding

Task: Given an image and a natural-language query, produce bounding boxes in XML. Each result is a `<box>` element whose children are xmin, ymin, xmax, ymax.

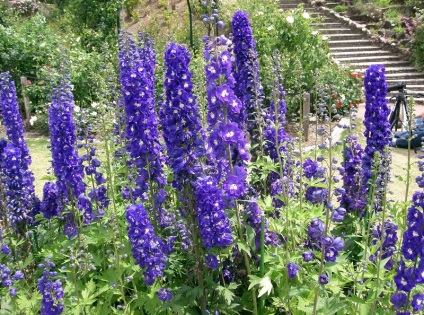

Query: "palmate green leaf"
<box><xmin>216</xmin><ymin>284</ymin><xmax>238</xmax><ymax>305</ymax></box>
<box><xmin>258</xmin><ymin>276</ymin><xmax>273</xmax><ymax>297</ymax></box>
<box><xmin>236</xmin><ymin>241</ymin><xmax>251</xmax><ymax>257</ymax></box>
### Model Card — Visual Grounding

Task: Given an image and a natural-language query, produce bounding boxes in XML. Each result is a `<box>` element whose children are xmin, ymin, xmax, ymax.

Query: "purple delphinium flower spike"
<box><xmin>370</xmin><ymin>220</ymin><xmax>398</xmax><ymax>270</ymax></box>
<box><xmin>203</xmin><ymin>34</ymin><xmax>250</xmax><ymax>182</ymax></box>
<box><xmin>362</xmin><ymin>65</ymin><xmax>391</xmax><ymax>193</ymax></box>
<box><xmin>160</xmin><ymin>43</ymin><xmax>205</xmax><ymax>190</ymax></box>
<box><xmin>37</xmin><ymin>258</ymin><xmax>65</xmax><ymax>315</ymax></box>
<box><xmin>49</xmin><ymin>72</ymin><xmax>85</xmax><ymax>198</ymax></box>
<box><xmin>126</xmin><ymin>203</ymin><xmax>167</xmax><ymax>286</ymax></box>
<box><xmin>231</xmin><ymin>10</ymin><xmax>264</xmax><ymax>134</ymax></box>
<box><xmin>0</xmin><ymin>72</ymin><xmax>39</xmax><ymax>221</ymax></box>
<box><xmin>118</xmin><ymin>31</ymin><xmax>168</xmax><ymax>226</ymax></box>
<box><xmin>339</xmin><ymin>136</ymin><xmax>366</xmax><ymax>214</ymax></box>
<box><xmin>302</xmin><ymin>158</ymin><xmax>328</xmax><ymax>204</ymax></box>
<box><xmin>194</xmin><ymin>175</ymin><xmax>233</xmax><ymax>249</ymax></box>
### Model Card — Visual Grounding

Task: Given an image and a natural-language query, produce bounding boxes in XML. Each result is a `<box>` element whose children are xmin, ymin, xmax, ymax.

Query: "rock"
<box><xmin>314</xmin><ymin>0</ymin><xmax>326</xmax><ymax>6</ymax></box>
<box><xmin>368</xmin><ymin>8</ymin><xmax>383</xmax><ymax>22</ymax></box>
<box><xmin>383</xmin><ymin>20</ymin><xmax>395</xmax><ymax>29</ymax></box>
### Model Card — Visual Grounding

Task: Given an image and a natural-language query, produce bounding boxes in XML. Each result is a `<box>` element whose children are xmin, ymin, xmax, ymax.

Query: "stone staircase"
<box><xmin>279</xmin><ymin>0</ymin><xmax>424</xmax><ymax>103</ymax></box>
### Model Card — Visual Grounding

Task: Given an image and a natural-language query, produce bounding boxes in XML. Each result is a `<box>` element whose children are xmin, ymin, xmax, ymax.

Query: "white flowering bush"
<box><xmin>9</xmin><ymin>0</ymin><xmax>37</xmax><ymax>16</ymax></box>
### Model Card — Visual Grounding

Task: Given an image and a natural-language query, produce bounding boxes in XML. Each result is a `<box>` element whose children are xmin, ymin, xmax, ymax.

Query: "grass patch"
<box><xmin>27</xmin><ymin>138</ymin><xmax>52</xmax><ymax>197</ymax></box>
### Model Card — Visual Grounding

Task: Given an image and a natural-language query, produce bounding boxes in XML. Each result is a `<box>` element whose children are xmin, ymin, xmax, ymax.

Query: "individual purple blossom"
<box><xmin>156</xmin><ymin>288</ymin><xmax>173</xmax><ymax>302</ymax></box>
<box><xmin>125</xmin><ymin>203</ymin><xmax>167</xmax><ymax>286</ymax></box>
<box><xmin>206</xmin><ymin>254</ymin><xmax>219</xmax><ymax>270</ymax></box>
<box><xmin>411</xmin><ymin>293</ymin><xmax>424</xmax><ymax>311</ymax></box>
<box><xmin>194</xmin><ymin>176</ymin><xmax>233</xmax><ymax>249</ymax></box>
<box><xmin>331</xmin><ymin>207</ymin><xmax>346</xmax><ymax>223</ymax></box>
<box><xmin>362</xmin><ymin>65</ymin><xmax>391</xmax><ymax>193</ymax></box>
<box><xmin>286</xmin><ymin>262</ymin><xmax>299</xmax><ymax>279</ymax></box>
<box><xmin>318</xmin><ymin>274</ymin><xmax>328</xmax><ymax>284</ymax></box>
<box><xmin>394</xmin><ymin>260</ymin><xmax>416</xmax><ymax>292</ymax></box>
<box><xmin>37</xmin><ymin>258</ymin><xmax>64</xmax><ymax>315</ymax></box>
<box><xmin>1</xmin><ymin>243</ymin><xmax>10</xmax><ymax>255</ymax></box>
<box><xmin>302</xmin><ymin>251</ymin><xmax>313</xmax><ymax>262</ymax></box>
<box><xmin>391</xmin><ymin>292</ymin><xmax>408</xmax><ymax>310</ymax></box>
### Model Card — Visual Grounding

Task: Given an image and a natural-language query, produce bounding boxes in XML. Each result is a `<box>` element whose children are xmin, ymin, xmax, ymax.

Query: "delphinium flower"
<box><xmin>156</xmin><ymin>288</ymin><xmax>173</xmax><ymax>302</ymax></box>
<box><xmin>118</xmin><ymin>31</ymin><xmax>167</xmax><ymax>226</ymax></box>
<box><xmin>75</xmin><ymin>108</ymin><xmax>108</xmax><ymax>221</ymax></box>
<box><xmin>48</xmin><ymin>70</ymin><xmax>87</xmax><ymax>236</ymax></box>
<box><xmin>160</xmin><ymin>43</ymin><xmax>205</xmax><ymax>190</ymax></box>
<box><xmin>303</xmin><ymin>158</ymin><xmax>329</xmax><ymax>204</ymax></box>
<box><xmin>37</xmin><ymin>258</ymin><xmax>64</xmax><ymax>315</ymax></box>
<box><xmin>286</xmin><ymin>262</ymin><xmax>299</xmax><ymax>279</ymax></box>
<box><xmin>231</xmin><ymin>10</ymin><xmax>264</xmax><ymax>134</ymax></box>
<box><xmin>305</xmin><ymin>218</ymin><xmax>344</xmax><ymax>264</ymax></box>
<box><xmin>362</xmin><ymin>65</ymin><xmax>391</xmax><ymax>201</ymax></box>
<box><xmin>1</xmin><ymin>143</ymin><xmax>33</xmax><ymax>229</ymax></box>
<box><xmin>203</xmin><ymin>34</ymin><xmax>250</xmax><ymax>181</ymax></box>
<box><xmin>369</xmin><ymin>221</ymin><xmax>398</xmax><ymax>270</ymax></box>
<box><xmin>245</xmin><ymin>199</ymin><xmax>279</xmax><ymax>248</ymax></box>
<box><xmin>0</xmin><ymin>263</ymin><xmax>21</xmax><ymax>296</ymax></box>
<box><xmin>391</xmin><ymin>190</ymin><xmax>424</xmax><ymax>311</ymax></box>
<box><xmin>0</xmin><ymin>72</ymin><xmax>39</xmax><ymax>221</ymax></box>
<box><xmin>339</xmin><ymin>136</ymin><xmax>367</xmax><ymax>214</ymax></box>
<box><xmin>125</xmin><ymin>203</ymin><xmax>167</xmax><ymax>286</ymax></box>
<box><xmin>194</xmin><ymin>175</ymin><xmax>233</xmax><ymax>249</ymax></box>
<box><xmin>40</xmin><ymin>182</ymin><xmax>62</xmax><ymax>219</ymax></box>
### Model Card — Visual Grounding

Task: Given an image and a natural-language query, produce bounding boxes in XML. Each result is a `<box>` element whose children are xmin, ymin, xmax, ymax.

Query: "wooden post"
<box><xmin>302</xmin><ymin>92</ymin><xmax>311</xmax><ymax>142</ymax></box>
<box><xmin>20</xmin><ymin>76</ymin><xmax>31</xmax><ymax>122</ymax></box>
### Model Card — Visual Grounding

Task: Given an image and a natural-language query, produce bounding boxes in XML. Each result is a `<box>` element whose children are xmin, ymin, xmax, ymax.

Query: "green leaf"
<box><xmin>257</xmin><ymin>276</ymin><xmax>273</xmax><ymax>297</ymax></box>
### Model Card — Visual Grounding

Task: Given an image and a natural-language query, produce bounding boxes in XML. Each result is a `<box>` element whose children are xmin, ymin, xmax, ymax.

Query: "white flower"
<box><xmin>91</xmin><ymin>111</ymin><xmax>97</xmax><ymax>117</ymax></box>
<box><xmin>267</xmin><ymin>25</ymin><xmax>275</xmax><ymax>31</ymax></box>
<box><xmin>312</xmin><ymin>31</ymin><xmax>318</xmax><ymax>36</ymax></box>
<box><xmin>341</xmin><ymin>94</ymin><xmax>346</xmax><ymax>101</ymax></box>
<box><xmin>256</xmin><ymin>11</ymin><xmax>264</xmax><ymax>16</ymax></box>
<box><xmin>74</xmin><ymin>106</ymin><xmax>80</xmax><ymax>113</ymax></box>
<box><xmin>322</xmin><ymin>35</ymin><xmax>329</xmax><ymax>41</ymax></box>
<box><xmin>29</xmin><ymin>116</ymin><xmax>38</xmax><ymax>126</ymax></box>
<box><xmin>302</xmin><ymin>12</ymin><xmax>310</xmax><ymax>19</ymax></box>
<box><xmin>91</xmin><ymin>102</ymin><xmax>99</xmax><ymax>108</ymax></box>
<box><xmin>286</xmin><ymin>16</ymin><xmax>294</xmax><ymax>24</ymax></box>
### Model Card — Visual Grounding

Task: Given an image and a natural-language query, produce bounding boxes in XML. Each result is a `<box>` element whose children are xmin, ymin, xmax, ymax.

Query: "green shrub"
<box><xmin>334</xmin><ymin>5</ymin><xmax>349</xmax><ymax>13</ymax></box>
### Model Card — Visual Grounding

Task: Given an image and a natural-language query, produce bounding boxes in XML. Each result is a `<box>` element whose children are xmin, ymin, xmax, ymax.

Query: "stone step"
<box><xmin>330</xmin><ymin>50</ymin><xmax>392</xmax><ymax>57</ymax></box>
<box><xmin>335</xmin><ymin>55</ymin><xmax>405</xmax><ymax>62</ymax></box>
<box><xmin>329</xmin><ymin>45</ymin><xmax>381</xmax><ymax>51</ymax></box>
<box><xmin>328</xmin><ymin>39</ymin><xmax>373</xmax><ymax>46</ymax></box>
<box><xmin>384</xmin><ymin>71</ymin><xmax>424</xmax><ymax>78</ymax></box>
<box><xmin>312</xmin><ymin>22</ymin><xmax>344</xmax><ymax>28</ymax></box>
<box><xmin>387</xmin><ymin>78</ymin><xmax>424</xmax><ymax>84</ymax></box>
<box><xmin>327</xmin><ymin>33</ymin><xmax>368</xmax><ymax>40</ymax></box>
<box><xmin>317</xmin><ymin>27</ymin><xmax>353</xmax><ymax>33</ymax></box>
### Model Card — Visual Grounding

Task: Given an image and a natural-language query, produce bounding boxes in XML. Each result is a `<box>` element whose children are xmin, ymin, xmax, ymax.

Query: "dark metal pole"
<box><xmin>187</xmin><ymin>0</ymin><xmax>194</xmax><ymax>53</ymax></box>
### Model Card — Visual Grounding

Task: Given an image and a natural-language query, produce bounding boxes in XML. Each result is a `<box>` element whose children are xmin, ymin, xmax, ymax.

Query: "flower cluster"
<box><xmin>194</xmin><ymin>176</ymin><xmax>233</xmax><ymax>249</ymax></box>
<box><xmin>0</xmin><ymin>72</ymin><xmax>38</xmax><ymax>222</ymax></box>
<box><xmin>391</xmin><ymin>191</ymin><xmax>424</xmax><ymax>312</ymax></box>
<box><xmin>339</xmin><ymin>136</ymin><xmax>366</xmax><ymax>214</ymax></box>
<box><xmin>1</xmin><ymin>143</ymin><xmax>34</xmax><ymax>227</ymax></box>
<box><xmin>37</xmin><ymin>258</ymin><xmax>64</xmax><ymax>315</ymax></box>
<box><xmin>370</xmin><ymin>220</ymin><xmax>398</xmax><ymax>270</ymax></box>
<box><xmin>160</xmin><ymin>43</ymin><xmax>205</xmax><ymax>189</ymax></box>
<box><xmin>118</xmin><ymin>32</ymin><xmax>167</xmax><ymax>225</ymax></box>
<box><xmin>362</xmin><ymin>65</ymin><xmax>391</xmax><ymax>188</ymax></box>
<box><xmin>305</xmin><ymin>218</ymin><xmax>344</xmax><ymax>265</ymax></box>
<box><xmin>48</xmin><ymin>71</ymin><xmax>86</xmax><ymax>203</ymax></box>
<box><xmin>125</xmin><ymin>203</ymin><xmax>167</xmax><ymax>286</ymax></box>
<box><xmin>0</xmin><ymin>264</ymin><xmax>23</xmax><ymax>297</ymax></box>
<box><xmin>9</xmin><ymin>0</ymin><xmax>38</xmax><ymax>15</ymax></box>
<box><xmin>303</xmin><ymin>158</ymin><xmax>328</xmax><ymax>204</ymax></box>
<box><xmin>203</xmin><ymin>35</ymin><xmax>250</xmax><ymax>181</ymax></box>
<box><xmin>245</xmin><ymin>199</ymin><xmax>279</xmax><ymax>248</ymax></box>
<box><xmin>232</xmin><ymin>10</ymin><xmax>264</xmax><ymax>133</ymax></box>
